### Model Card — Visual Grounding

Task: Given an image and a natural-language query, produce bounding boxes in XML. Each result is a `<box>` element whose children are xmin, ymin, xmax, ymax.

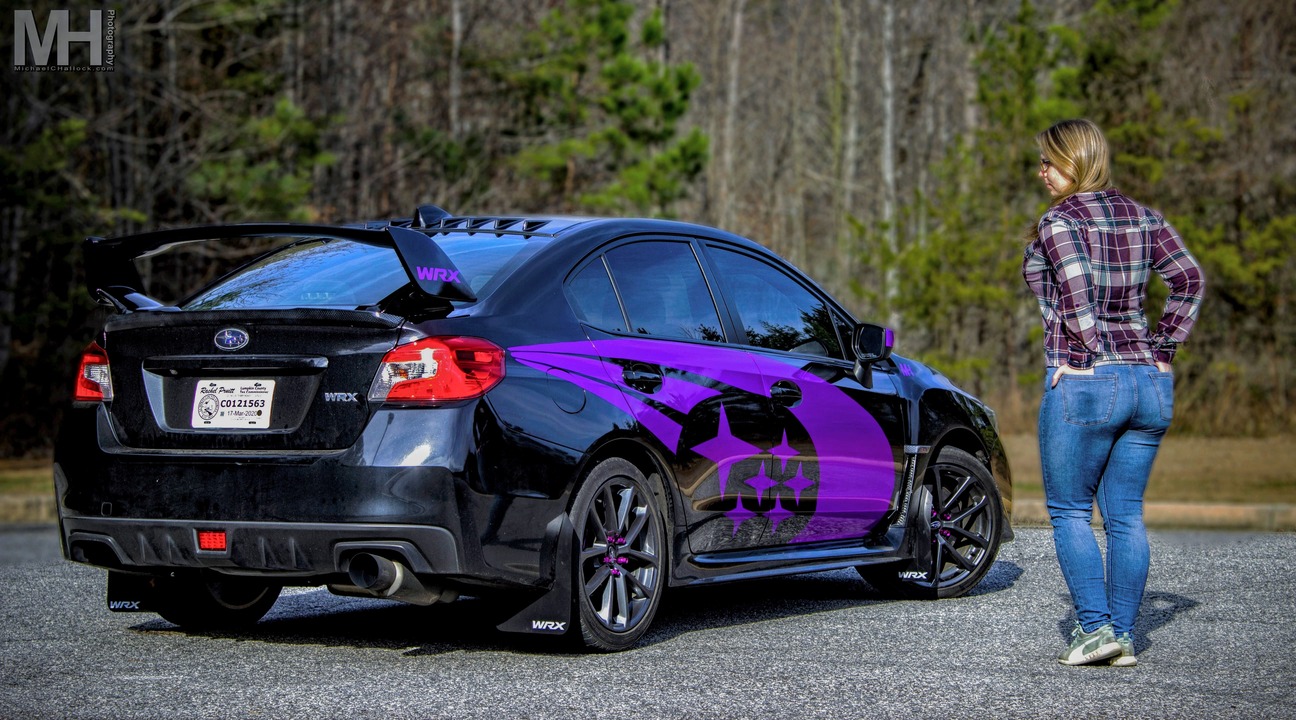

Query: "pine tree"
<box><xmin>501</xmin><ymin>0</ymin><xmax>707</xmax><ymax>216</ymax></box>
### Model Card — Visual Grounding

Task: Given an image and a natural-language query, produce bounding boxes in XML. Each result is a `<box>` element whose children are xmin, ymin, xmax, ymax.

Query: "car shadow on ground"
<box><xmin>129</xmin><ymin>559</ymin><xmax>1025</xmax><ymax>655</ymax></box>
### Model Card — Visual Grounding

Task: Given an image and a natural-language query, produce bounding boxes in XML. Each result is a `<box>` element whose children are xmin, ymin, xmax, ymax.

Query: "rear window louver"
<box><xmin>384</xmin><ymin>205</ymin><xmax>569</xmax><ymax>236</ymax></box>
<box><xmin>438</xmin><ymin>217</ymin><xmax>471</xmax><ymax>230</ymax></box>
<box><xmin>426</xmin><ymin>216</ymin><xmax>551</xmax><ymax>235</ymax></box>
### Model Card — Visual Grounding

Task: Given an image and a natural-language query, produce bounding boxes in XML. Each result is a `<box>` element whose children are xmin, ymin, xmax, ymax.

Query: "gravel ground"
<box><xmin>1</xmin><ymin>524</ymin><xmax>1293</xmax><ymax>719</ymax></box>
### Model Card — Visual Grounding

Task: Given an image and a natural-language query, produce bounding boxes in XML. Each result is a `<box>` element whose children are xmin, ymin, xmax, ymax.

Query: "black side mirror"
<box><xmin>853</xmin><ymin>323</ymin><xmax>894</xmax><ymax>389</ymax></box>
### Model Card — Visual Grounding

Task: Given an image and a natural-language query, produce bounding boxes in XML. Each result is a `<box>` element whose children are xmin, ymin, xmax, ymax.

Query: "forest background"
<box><xmin>1</xmin><ymin>0</ymin><xmax>1292</xmax><ymax>461</ymax></box>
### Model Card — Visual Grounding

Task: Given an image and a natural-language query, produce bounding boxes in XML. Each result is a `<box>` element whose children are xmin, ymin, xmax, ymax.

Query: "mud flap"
<box><xmin>892</xmin><ymin>485</ymin><xmax>936</xmax><ymax>594</ymax></box>
<box><xmin>496</xmin><ymin>513</ymin><xmax>576</xmax><ymax>636</ymax></box>
<box><xmin>106</xmin><ymin>571</ymin><xmax>162</xmax><ymax>612</ymax></box>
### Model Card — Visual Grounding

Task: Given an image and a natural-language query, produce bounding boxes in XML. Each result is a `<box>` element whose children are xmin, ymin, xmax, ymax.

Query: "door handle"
<box><xmin>622</xmin><ymin>363</ymin><xmax>663</xmax><ymax>393</ymax></box>
<box><xmin>770</xmin><ymin>380</ymin><xmax>802</xmax><ymax>407</ymax></box>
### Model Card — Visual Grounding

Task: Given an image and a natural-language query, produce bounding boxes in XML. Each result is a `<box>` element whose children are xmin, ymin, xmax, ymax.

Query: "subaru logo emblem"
<box><xmin>214</xmin><ymin>328</ymin><xmax>249</xmax><ymax>351</ymax></box>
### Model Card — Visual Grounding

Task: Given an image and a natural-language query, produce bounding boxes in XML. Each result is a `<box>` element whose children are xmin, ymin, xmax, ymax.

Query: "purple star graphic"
<box><xmin>766</xmin><ymin>494</ymin><xmax>793</xmax><ymax>533</ymax></box>
<box><xmin>690</xmin><ymin>403</ymin><xmax>761</xmax><ymax>497</ymax></box>
<box><xmin>769</xmin><ymin>430</ymin><xmax>800</xmax><ymax>473</ymax></box>
<box><xmin>745</xmin><ymin>460</ymin><xmax>778</xmax><ymax>502</ymax></box>
<box><xmin>784</xmin><ymin>461</ymin><xmax>815</xmax><ymax>504</ymax></box>
<box><xmin>726</xmin><ymin>501</ymin><xmax>755</xmax><ymax>536</ymax></box>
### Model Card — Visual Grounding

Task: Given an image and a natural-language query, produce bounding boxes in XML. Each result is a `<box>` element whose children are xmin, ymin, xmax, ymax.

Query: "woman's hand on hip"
<box><xmin>1156</xmin><ymin>360</ymin><xmax>1172</xmax><ymax>373</ymax></box>
<box><xmin>1051</xmin><ymin>364</ymin><xmax>1094</xmax><ymax>388</ymax></box>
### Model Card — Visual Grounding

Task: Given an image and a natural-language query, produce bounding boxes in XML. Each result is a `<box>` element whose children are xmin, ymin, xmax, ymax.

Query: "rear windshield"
<box><xmin>182</xmin><ymin>234</ymin><xmax>537</xmax><ymax>310</ymax></box>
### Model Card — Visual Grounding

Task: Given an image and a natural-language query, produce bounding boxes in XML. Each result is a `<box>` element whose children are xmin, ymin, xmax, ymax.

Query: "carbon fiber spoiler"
<box><xmin>83</xmin><ymin>222</ymin><xmax>476</xmax><ymax>311</ymax></box>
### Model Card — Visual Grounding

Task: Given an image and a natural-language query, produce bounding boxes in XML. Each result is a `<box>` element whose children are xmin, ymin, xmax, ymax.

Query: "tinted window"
<box><xmin>709</xmin><ymin>247</ymin><xmax>843</xmax><ymax>357</ymax></box>
<box><xmin>835</xmin><ymin>311</ymin><xmax>857</xmax><ymax>358</ymax></box>
<box><xmin>567</xmin><ymin>258</ymin><xmax>628</xmax><ymax>332</ymax></box>
<box><xmin>183</xmin><ymin>234</ymin><xmax>535</xmax><ymax>310</ymax></box>
<box><xmin>604</xmin><ymin>241</ymin><xmax>724</xmax><ymax>342</ymax></box>
<box><xmin>184</xmin><ymin>240</ymin><xmax>405</xmax><ymax>310</ymax></box>
<box><xmin>438</xmin><ymin>234</ymin><xmax>537</xmax><ymax>299</ymax></box>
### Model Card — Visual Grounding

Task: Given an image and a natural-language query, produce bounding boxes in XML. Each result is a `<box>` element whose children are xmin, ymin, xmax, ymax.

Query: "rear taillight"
<box><xmin>74</xmin><ymin>341</ymin><xmax>113</xmax><ymax>402</ymax></box>
<box><xmin>369</xmin><ymin>337</ymin><xmax>505</xmax><ymax>403</ymax></box>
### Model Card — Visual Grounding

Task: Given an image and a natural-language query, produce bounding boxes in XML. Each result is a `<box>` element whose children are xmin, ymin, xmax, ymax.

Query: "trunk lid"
<box><xmin>102</xmin><ymin>309</ymin><xmax>404</xmax><ymax>451</ymax></box>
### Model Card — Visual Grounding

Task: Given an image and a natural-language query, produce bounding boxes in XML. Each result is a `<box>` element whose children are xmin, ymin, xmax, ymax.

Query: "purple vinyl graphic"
<box><xmin>510</xmin><ymin>338</ymin><xmax>896</xmax><ymax>542</ymax></box>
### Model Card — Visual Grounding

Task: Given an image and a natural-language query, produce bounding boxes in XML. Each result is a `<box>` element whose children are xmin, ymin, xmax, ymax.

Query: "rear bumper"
<box><xmin>63</xmin><ymin>516</ymin><xmax>460</xmax><ymax>579</ymax></box>
<box><xmin>54</xmin><ymin>403</ymin><xmax>579</xmax><ymax>588</ymax></box>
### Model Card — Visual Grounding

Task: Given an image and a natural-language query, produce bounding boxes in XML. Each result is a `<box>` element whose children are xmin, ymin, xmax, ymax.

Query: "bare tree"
<box><xmin>717</xmin><ymin>0</ymin><xmax>746</xmax><ymax>230</ymax></box>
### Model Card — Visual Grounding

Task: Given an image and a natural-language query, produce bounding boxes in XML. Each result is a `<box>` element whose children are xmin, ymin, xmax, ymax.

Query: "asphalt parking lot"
<box><xmin>1</xmin><ymin>524</ymin><xmax>1293</xmax><ymax>719</ymax></box>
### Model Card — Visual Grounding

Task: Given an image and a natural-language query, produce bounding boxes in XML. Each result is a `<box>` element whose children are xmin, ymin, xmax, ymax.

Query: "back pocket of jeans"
<box><xmin>1151</xmin><ymin>371</ymin><xmax>1174</xmax><ymax>422</ymax></box>
<box><xmin>1060</xmin><ymin>375</ymin><xmax>1117</xmax><ymax>426</ymax></box>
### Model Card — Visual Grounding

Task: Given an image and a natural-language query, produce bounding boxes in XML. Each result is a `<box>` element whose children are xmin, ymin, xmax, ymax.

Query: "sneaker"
<box><xmin>1057</xmin><ymin>622</ymin><xmax>1121</xmax><ymax>666</ymax></box>
<box><xmin>1108</xmin><ymin>633</ymin><xmax>1138</xmax><ymax>667</ymax></box>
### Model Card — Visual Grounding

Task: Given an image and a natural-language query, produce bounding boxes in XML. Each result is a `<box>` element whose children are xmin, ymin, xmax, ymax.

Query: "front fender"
<box><xmin>914</xmin><ymin>389</ymin><xmax>1014</xmax><ymax>540</ymax></box>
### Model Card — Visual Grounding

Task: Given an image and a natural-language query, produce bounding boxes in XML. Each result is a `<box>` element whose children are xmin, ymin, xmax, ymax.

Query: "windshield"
<box><xmin>182</xmin><ymin>233</ymin><xmax>539</xmax><ymax>310</ymax></box>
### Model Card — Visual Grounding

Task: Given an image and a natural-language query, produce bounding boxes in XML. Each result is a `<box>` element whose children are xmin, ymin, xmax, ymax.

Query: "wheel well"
<box><xmin>576</xmin><ymin>438</ymin><xmax>676</xmax><ymax>527</ymax></box>
<box><xmin>931</xmin><ymin>428</ymin><xmax>989</xmax><ymax>468</ymax></box>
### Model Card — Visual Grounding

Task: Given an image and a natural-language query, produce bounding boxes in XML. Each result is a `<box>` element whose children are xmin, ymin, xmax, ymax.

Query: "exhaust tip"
<box><xmin>348</xmin><ymin>552</ymin><xmax>399</xmax><ymax>592</ymax></box>
<box><xmin>342</xmin><ymin>552</ymin><xmax>455</xmax><ymax>606</ymax></box>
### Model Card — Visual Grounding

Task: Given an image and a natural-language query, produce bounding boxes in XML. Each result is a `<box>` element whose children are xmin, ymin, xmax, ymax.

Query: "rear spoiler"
<box><xmin>83</xmin><ymin>222</ymin><xmax>476</xmax><ymax>310</ymax></box>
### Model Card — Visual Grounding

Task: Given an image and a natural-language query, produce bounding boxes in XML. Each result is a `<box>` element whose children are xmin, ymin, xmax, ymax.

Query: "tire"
<box><xmin>154</xmin><ymin>571</ymin><xmax>282</xmax><ymax>631</ymax></box>
<box><xmin>859</xmin><ymin>447</ymin><xmax>1003</xmax><ymax>600</ymax></box>
<box><xmin>571</xmin><ymin>458</ymin><xmax>667</xmax><ymax>651</ymax></box>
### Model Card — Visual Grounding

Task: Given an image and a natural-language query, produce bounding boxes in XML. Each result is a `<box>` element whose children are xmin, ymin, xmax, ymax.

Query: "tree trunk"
<box><xmin>718</xmin><ymin>0</ymin><xmax>745</xmax><ymax>230</ymax></box>
<box><xmin>879</xmin><ymin>0</ymin><xmax>899</xmax><ymax>328</ymax></box>
<box><xmin>0</xmin><ymin>206</ymin><xmax>19</xmax><ymax>383</ymax></box>
<box><xmin>838</xmin><ymin>3</ymin><xmax>860</xmax><ymax>285</ymax></box>
<box><xmin>449</xmin><ymin>0</ymin><xmax>463</xmax><ymax>139</ymax></box>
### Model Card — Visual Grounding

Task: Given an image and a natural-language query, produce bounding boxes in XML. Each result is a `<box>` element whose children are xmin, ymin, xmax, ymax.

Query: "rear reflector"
<box><xmin>369</xmin><ymin>336</ymin><xmax>505</xmax><ymax>403</ymax></box>
<box><xmin>197</xmin><ymin>531</ymin><xmax>227</xmax><ymax>552</ymax></box>
<box><xmin>74</xmin><ymin>341</ymin><xmax>113</xmax><ymax>402</ymax></box>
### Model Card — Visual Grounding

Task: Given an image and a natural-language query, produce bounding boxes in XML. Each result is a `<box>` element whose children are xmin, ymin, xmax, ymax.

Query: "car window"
<box><xmin>183</xmin><ymin>234</ymin><xmax>536</xmax><ymax>310</ymax></box>
<box><xmin>603</xmin><ymin>241</ymin><xmax>725</xmax><ymax>342</ymax></box>
<box><xmin>183</xmin><ymin>239</ymin><xmax>406</xmax><ymax>310</ymax></box>
<box><xmin>436</xmin><ymin>233</ymin><xmax>539</xmax><ymax>300</ymax></box>
<box><xmin>834</xmin><ymin>310</ymin><xmax>857</xmax><ymax>359</ymax></box>
<box><xmin>707</xmin><ymin>247</ymin><xmax>844</xmax><ymax>358</ymax></box>
<box><xmin>567</xmin><ymin>258</ymin><xmax>629</xmax><ymax>333</ymax></box>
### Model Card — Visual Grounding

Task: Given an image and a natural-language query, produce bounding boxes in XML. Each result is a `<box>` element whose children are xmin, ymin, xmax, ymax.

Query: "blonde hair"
<box><xmin>1036</xmin><ymin>119</ymin><xmax>1112</xmax><ymax>199</ymax></box>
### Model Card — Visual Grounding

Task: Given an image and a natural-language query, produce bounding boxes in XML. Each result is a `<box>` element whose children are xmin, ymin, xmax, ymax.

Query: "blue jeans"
<box><xmin>1039</xmin><ymin>364</ymin><xmax>1173</xmax><ymax>638</ymax></box>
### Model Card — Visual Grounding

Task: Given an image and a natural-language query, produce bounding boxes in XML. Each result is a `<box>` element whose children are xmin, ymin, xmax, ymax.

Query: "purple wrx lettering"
<box><xmin>416</xmin><ymin>266</ymin><xmax>460</xmax><ymax>283</ymax></box>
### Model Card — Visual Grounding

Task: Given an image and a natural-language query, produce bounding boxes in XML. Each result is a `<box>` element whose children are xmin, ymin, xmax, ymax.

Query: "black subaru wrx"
<box><xmin>55</xmin><ymin>205</ymin><xmax>1012</xmax><ymax>650</ymax></box>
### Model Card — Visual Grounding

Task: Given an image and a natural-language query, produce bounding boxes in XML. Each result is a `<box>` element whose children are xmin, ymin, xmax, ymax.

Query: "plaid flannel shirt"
<box><xmin>1022</xmin><ymin>189</ymin><xmax>1205</xmax><ymax>369</ymax></box>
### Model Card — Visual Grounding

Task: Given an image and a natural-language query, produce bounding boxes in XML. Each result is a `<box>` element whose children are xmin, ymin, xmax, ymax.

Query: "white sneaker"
<box><xmin>1109</xmin><ymin>633</ymin><xmax>1138</xmax><ymax>667</ymax></box>
<box><xmin>1058</xmin><ymin>622</ymin><xmax>1121</xmax><ymax>666</ymax></box>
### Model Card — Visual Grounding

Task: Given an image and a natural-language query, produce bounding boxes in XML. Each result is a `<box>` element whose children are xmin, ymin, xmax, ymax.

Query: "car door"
<box><xmin>701</xmin><ymin>243</ymin><xmax>908</xmax><ymax>545</ymax></box>
<box><xmin>563</xmin><ymin>239</ymin><xmax>780</xmax><ymax>553</ymax></box>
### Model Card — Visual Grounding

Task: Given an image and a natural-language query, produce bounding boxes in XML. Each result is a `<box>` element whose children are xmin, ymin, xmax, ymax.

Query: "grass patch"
<box><xmin>4</xmin><ymin>436</ymin><xmax>1295</xmax><ymax>505</ymax></box>
<box><xmin>1003</xmin><ymin>434</ymin><xmax>1296</xmax><ymax>504</ymax></box>
<box><xmin>0</xmin><ymin>460</ymin><xmax>52</xmax><ymax>495</ymax></box>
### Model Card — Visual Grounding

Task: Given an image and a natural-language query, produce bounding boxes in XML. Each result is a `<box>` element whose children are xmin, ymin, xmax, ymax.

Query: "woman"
<box><xmin>1023</xmin><ymin>119</ymin><xmax>1205</xmax><ymax>667</ymax></box>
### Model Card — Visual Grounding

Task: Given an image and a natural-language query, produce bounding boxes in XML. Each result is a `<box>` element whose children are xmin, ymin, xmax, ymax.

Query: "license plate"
<box><xmin>191</xmin><ymin>379</ymin><xmax>275</xmax><ymax>429</ymax></box>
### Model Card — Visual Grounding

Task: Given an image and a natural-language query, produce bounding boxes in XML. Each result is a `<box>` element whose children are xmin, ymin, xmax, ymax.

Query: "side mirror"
<box><xmin>853</xmin><ymin>323</ymin><xmax>894</xmax><ymax>389</ymax></box>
